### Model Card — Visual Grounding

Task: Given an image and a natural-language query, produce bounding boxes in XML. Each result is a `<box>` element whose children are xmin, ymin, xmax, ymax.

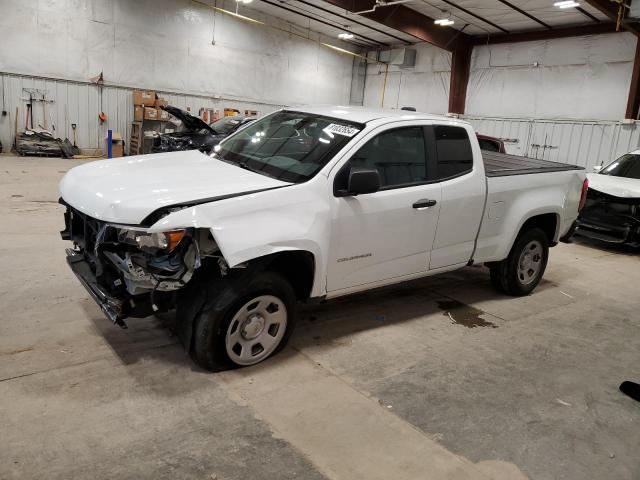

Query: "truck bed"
<box><xmin>483</xmin><ymin>151</ymin><xmax>584</xmax><ymax>177</ymax></box>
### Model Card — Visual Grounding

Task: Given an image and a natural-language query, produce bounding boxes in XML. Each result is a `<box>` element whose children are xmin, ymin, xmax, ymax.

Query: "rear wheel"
<box><xmin>490</xmin><ymin>228</ymin><xmax>549</xmax><ymax>296</ymax></box>
<box><xmin>191</xmin><ymin>271</ymin><xmax>297</xmax><ymax>370</ymax></box>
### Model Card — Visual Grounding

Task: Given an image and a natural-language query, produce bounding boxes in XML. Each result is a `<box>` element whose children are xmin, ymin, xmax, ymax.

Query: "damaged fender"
<box><xmin>145</xmin><ymin>181</ymin><xmax>332</xmax><ymax>298</ymax></box>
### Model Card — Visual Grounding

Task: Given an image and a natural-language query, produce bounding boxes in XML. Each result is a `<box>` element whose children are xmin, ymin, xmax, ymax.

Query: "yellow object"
<box><xmin>165</xmin><ymin>230</ymin><xmax>186</xmax><ymax>252</ymax></box>
<box><xmin>380</xmin><ymin>64</ymin><xmax>389</xmax><ymax>108</ymax></box>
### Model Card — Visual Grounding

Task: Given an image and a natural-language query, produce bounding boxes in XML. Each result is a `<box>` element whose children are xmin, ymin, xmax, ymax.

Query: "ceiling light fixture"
<box><xmin>235</xmin><ymin>0</ymin><xmax>253</xmax><ymax>4</ymax></box>
<box><xmin>434</xmin><ymin>18</ymin><xmax>455</xmax><ymax>26</ymax></box>
<box><xmin>553</xmin><ymin>0</ymin><xmax>580</xmax><ymax>8</ymax></box>
<box><xmin>338</xmin><ymin>32</ymin><xmax>354</xmax><ymax>39</ymax></box>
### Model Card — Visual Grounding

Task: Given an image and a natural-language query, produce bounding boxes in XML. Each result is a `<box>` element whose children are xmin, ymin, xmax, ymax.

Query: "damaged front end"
<box><xmin>60</xmin><ymin>200</ymin><xmax>219</xmax><ymax>328</ymax></box>
<box><xmin>576</xmin><ymin>189</ymin><xmax>640</xmax><ymax>246</ymax></box>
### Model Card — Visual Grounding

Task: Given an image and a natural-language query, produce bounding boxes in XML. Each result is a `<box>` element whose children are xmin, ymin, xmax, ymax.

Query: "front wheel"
<box><xmin>191</xmin><ymin>271</ymin><xmax>297</xmax><ymax>370</ymax></box>
<box><xmin>490</xmin><ymin>228</ymin><xmax>549</xmax><ymax>296</ymax></box>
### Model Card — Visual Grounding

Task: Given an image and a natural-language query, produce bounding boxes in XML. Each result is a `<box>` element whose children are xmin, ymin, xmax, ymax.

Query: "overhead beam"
<box><xmin>439</xmin><ymin>0</ymin><xmax>510</xmax><ymax>34</ymax></box>
<box><xmin>471</xmin><ymin>22</ymin><xmax>619</xmax><ymax>45</ymax></box>
<box><xmin>626</xmin><ymin>38</ymin><xmax>640</xmax><ymax>119</ymax></box>
<box><xmin>583</xmin><ymin>0</ymin><xmax>640</xmax><ymax>36</ymax></box>
<box><xmin>576</xmin><ymin>6</ymin><xmax>601</xmax><ymax>23</ymax></box>
<box><xmin>260</xmin><ymin>0</ymin><xmax>387</xmax><ymax>46</ymax></box>
<box><xmin>321</xmin><ymin>0</ymin><xmax>471</xmax><ymax>51</ymax></box>
<box><xmin>296</xmin><ymin>0</ymin><xmax>411</xmax><ymax>45</ymax></box>
<box><xmin>495</xmin><ymin>0</ymin><xmax>552</xmax><ymax>29</ymax></box>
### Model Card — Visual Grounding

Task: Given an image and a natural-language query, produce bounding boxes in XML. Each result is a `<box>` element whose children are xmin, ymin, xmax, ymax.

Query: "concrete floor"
<box><xmin>1</xmin><ymin>154</ymin><xmax>639</xmax><ymax>480</ymax></box>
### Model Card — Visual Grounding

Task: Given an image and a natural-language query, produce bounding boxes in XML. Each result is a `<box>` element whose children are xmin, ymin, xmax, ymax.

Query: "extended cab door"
<box><xmin>427</xmin><ymin>124</ymin><xmax>486</xmax><ymax>269</ymax></box>
<box><xmin>326</xmin><ymin>124</ymin><xmax>442</xmax><ymax>293</ymax></box>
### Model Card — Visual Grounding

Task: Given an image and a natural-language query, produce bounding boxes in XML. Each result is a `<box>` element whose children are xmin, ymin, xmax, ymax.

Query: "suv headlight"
<box><xmin>116</xmin><ymin>228</ymin><xmax>186</xmax><ymax>253</ymax></box>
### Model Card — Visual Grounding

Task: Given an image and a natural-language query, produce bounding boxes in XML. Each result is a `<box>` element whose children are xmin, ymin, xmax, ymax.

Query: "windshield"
<box><xmin>601</xmin><ymin>154</ymin><xmax>640</xmax><ymax>179</ymax></box>
<box><xmin>211</xmin><ymin>111</ymin><xmax>363</xmax><ymax>183</ymax></box>
<box><xmin>210</xmin><ymin>116</ymin><xmax>244</xmax><ymax>135</ymax></box>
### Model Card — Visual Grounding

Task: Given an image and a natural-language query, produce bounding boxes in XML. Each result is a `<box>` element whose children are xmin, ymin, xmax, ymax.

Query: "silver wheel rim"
<box><xmin>225</xmin><ymin>295</ymin><xmax>287</xmax><ymax>366</ymax></box>
<box><xmin>517</xmin><ymin>240</ymin><xmax>544</xmax><ymax>285</ymax></box>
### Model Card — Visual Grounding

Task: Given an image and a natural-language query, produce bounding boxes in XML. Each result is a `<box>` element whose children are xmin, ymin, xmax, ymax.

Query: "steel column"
<box><xmin>449</xmin><ymin>43</ymin><xmax>472</xmax><ymax>114</ymax></box>
<box><xmin>626</xmin><ymin>38</ymin><xmax>640</xmax><ymax>119</ymax></box>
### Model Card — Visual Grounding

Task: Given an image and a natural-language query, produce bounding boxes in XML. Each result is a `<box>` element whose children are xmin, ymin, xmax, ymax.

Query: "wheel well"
<box><xmin>520</xmin><ymin>213</ymin><xmax>558</xmax><ymax>245</ymax></box>
<box><xmin>262</xmin><ymin>251</ymin><xmax>315</xmax><ymax>301</ymax></box>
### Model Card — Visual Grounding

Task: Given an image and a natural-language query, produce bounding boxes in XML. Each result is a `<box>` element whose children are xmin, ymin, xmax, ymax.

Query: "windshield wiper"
<box><xmin>219</xmin><ymin>157</ymin><xmax>276</xmax><ymax>179</ymax></box>
<box><xmin>236</xmin><ymin>161</ymin><xmax>277</xmax><ymax>178</ymax></box>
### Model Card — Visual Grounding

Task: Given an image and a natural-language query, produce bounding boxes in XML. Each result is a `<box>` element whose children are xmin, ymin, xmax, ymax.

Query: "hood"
<box><xmin>60</xmin><ymin>150</ymin><xmax>291</xmax><ymax>224</ymax></box>
<box><xmin>587</xmin><ymin>173</ymin><xmax>640</xmax><ymax>199</ymax></box>
<box><xmin>163</xmin><ymin>106</ymin><xmax>214</xmax><ymax>133</ymax></box>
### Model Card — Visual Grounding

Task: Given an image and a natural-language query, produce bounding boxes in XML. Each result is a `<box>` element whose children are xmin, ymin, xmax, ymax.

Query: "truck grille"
<box><xmin>61</xmin><ymin>203</ymin><xmax>106</xmax><ymax>267</ymax></box>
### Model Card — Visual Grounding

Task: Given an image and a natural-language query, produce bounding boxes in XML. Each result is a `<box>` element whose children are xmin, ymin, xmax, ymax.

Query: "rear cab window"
<box><xmin>429</xmin><ymin>125</ymin><xmax>474</xmax><ymax>181</ymax></box>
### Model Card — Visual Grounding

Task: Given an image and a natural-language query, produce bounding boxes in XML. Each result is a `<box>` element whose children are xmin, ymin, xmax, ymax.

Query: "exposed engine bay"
<box><xmin>60</xmin><ymin>201</ymin><xmax>220</xmax><ymax>327</ymax></box>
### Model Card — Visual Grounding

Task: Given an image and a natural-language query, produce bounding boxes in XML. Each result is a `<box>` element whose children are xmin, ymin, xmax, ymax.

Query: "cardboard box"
<box><xmin>155</xmin><ymin>98</ymin><xmax>168</xmax><ymax>108</ymax></box>
<box><xmin>144</xmin><ymin>107</ymin><xmax>158</xmax><ymax>120</ymax></box>
<box><xmin>157</xmin><ymin>108</ymin><xmax>170</xmax><ymax>121</ymax></box>
<box><xmin>134</xmin><ymin>105</ymin><xmax>144</xmax><ymax>122</ymax></box>
<box><xmin>105</xmin><ymin>132</ymin><xmax>124</xmax><ymax>158</ymax></box>
<box><xmin>133</xmin><ymin>90</ymin><xmax>156</xmax><ymax>107</ymax></box>
<box><xmin>112</xmin><ymin>143</ymin><xmax>123</xmax><ymax>158</ymax></box>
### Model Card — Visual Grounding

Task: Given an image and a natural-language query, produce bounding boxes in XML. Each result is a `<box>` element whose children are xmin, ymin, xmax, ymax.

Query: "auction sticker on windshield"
<box><xmin>324</xmin><ymin>124</ymin><xmax>360</xmax><ymax>137</ymax></box>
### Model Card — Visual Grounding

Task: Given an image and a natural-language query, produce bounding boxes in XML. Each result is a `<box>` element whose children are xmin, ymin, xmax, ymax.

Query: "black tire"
<box><xmin>489</xmin><ymin>266</ymin><xmax>503</xmax><ymax>289</ymax></box>
<box><xmin>191</xmin><ymin>271</ymin><xmax>297</xmax><ymax>371</ymax></box>
<box><xmin>489</xmin><ymin>228</ymin><xmax>549</xmax><ymax>296</ymax></box>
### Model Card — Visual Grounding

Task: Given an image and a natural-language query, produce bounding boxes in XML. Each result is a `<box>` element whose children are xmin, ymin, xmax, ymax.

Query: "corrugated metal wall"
<box><xmin>0</xmin><ymin>71</ymin><xmax>284</xmax><ymax>154</ymax></box>
<box><xmin>463</xmin><ymin>116</ymin><xmax>640</xmax><ymax>169</ymax></box>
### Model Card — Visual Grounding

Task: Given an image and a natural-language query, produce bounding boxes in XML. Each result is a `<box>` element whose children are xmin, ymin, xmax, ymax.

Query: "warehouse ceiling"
<box><xmin>238</xmin><ymin>0</ymin><xmax>416</xmax><ymax>47</ymax></box>
<box><xmin>408</xmin><ymin>0</ymin><xmax>608</xmax><ymax>35</ymax></box>
<box><xmin>241</xmin><ymin>0</ymin><xmax>620</xmax><ymax>48</ymax></box>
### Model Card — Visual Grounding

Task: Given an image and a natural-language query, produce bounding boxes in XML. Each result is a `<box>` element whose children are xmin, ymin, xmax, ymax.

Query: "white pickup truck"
<box><xmin>60</xmin><ymin>106</ymin><xmax>587</xmax><ymax>369</ymax></box>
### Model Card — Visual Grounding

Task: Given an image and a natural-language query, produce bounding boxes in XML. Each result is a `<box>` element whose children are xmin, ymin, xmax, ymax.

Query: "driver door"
<box><xmin>326</xmin><ymin>125</ymin><xmax>442</xmax><ymax>293</ymax></box>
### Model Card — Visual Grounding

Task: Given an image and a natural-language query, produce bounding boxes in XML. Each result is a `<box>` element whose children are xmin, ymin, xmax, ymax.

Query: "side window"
<box><xmin>432</xmin><ymin>126</ymin><xmax>473</xmax><ymax>180</ymax></box>
<box><xmin>348</xmin><ymin>127</ymin><xmax>427</xmax><ymax>188</ymax></box>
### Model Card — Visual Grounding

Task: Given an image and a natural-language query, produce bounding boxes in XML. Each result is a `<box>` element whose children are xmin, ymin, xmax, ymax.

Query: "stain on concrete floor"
<box><xmin>437</xmin><ymin>299</ymin><xmax>498</xmax><ymax>329</ymax></box>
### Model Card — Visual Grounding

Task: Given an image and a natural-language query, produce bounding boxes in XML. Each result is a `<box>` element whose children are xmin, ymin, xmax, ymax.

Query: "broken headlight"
<box><xmin>116</xmin><ymin>228</ymin><xmax>186</xmax><ymax>253</ymax></box>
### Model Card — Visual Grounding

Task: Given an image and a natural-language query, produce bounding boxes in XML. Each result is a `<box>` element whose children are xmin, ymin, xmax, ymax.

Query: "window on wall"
<box><xmin>348</xmin><ymin>127</ymin><xmax>427</xmax><ymax>188</ymax></box>
<box><xmin>432</xmin><ymin>126</ymin><xmax>473</xmax><ymax>180</ymax></box>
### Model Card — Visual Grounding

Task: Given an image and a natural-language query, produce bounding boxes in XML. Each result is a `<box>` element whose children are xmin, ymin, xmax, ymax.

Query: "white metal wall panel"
<box><xmin>0</xmin><ymin>0</ymin><xmax>353</xmax><ymax>106</ymax></box>
<box><xmin>0</xmin><ymin>0</ymin><xmax>354</xmax><ymax>151</ymax></box>
<box><xmin>363</xmin><ymin>42</ymin><xmax>451</xmax><ymax>113</ymax></box>
<box><xmin>463</xmin><ymin>115</ymin><xmax>640</xmax><ymax>169</ymax></box>
<box><xmin>0</xmin><ymin>72</ymin><xmax>285</xmax><ymax>153</ymax></box>
<box><xmin>467</xmin><ymin>33</ymin><xmax>637</xmax><ymax>121</ymax></box>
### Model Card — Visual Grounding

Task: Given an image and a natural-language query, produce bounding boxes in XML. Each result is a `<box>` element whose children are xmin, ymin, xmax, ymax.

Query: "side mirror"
<box><xmin>593</xmin><ymin>165</ymin><xmax>603</xmax><ymax>173</ymax></box>
<box><xmin>348</xmin><ymin>167</ymin><xmax>381</xmax><ymax>195</ymax></box>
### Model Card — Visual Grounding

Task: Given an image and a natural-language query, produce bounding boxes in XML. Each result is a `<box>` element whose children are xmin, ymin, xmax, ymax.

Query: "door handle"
<box><xmin>412</xmin><ymin>199</ymin><xmax>437</xmax><ymax>209</ymax></box>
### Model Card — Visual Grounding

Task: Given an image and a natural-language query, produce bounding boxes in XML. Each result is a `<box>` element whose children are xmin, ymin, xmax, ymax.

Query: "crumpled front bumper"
<box><xmin>66</xmin><ymin>248</ymin><xmax>128</xmax><ymax>328</ymax></box>
<box><xmin>575</xmin><ymin>189</ymin><xmax>640</xmax><ymax>246</ymax></box>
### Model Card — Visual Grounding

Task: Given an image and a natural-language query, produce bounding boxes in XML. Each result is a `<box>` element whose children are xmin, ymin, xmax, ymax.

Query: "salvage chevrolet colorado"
<box><xmin>60</xmin><ymin>106</ymin><xmax>587</xmax><ymax>369</ymax></box>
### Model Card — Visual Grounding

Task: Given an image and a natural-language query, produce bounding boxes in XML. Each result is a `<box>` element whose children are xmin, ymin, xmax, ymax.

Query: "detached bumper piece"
<box><xmin>575</xmin><ymin>220</ymin><xmax>636</xmax><ymax>244</ymax></box>
<box><xmin>66</xmin><ymin>249</ymin><xmax>128</xmax><ymax>329</ymax></box>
